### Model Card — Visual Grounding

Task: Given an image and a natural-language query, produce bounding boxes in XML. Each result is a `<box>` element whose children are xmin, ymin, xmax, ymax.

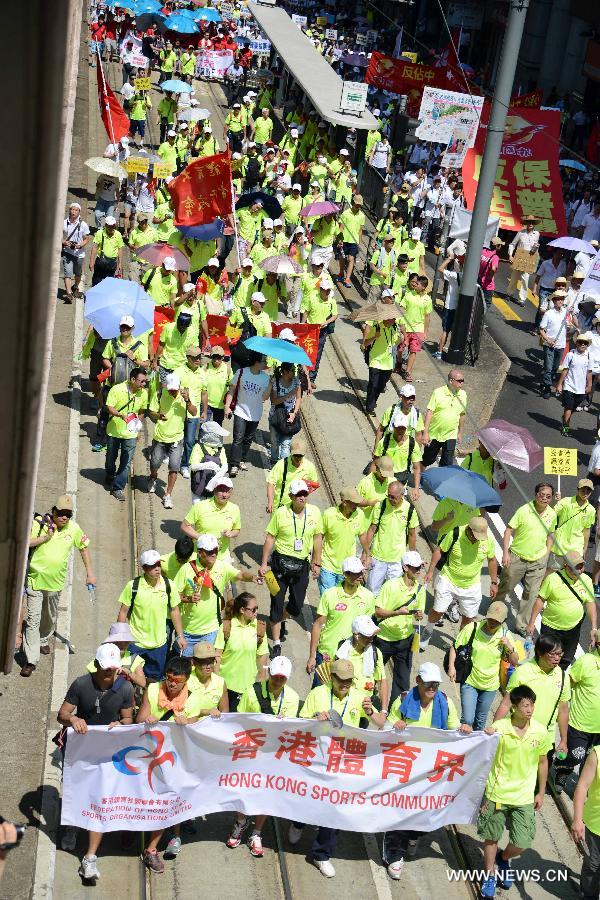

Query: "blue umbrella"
<box><xmin>84</xmin><ymin>278</ymin><xmax>155</xmax><ymax>339</ymax></box>
<box><xmin>243</xmin><ymin>336</ymin><xmax>311</xmax><ymax>366</ymax></box>
<box><xmin>194</xmin><ymin>8</ymin><xmax>221</xmax><ymax>22</ymax></box>
<box><xmin>162</xmin><ymin>14</ymin><xmax>199</xmax><ymax>34</ymax></box>
<box><xmin>133</xmin><ymin>0</ymin><xmax>162</xmax><ymax>12</ymax></box>
<box><xmin>559</xmin><ymin>159</ymin><xmax>588</xmax><ymax>172</ymax></box>
<box><xmin>177</xmin><ymin>220</ymin><xmax>225</xmax><ymax>241</ymax></box>
<box><xmin>160</xmin><ymin>78</ymin><xmax>193</xmax><ymax>94</ymax></box>
<box><xmin>421</xmin><ymin>465</ymin><xmax>502</xmax><ymax>509</ymax></box>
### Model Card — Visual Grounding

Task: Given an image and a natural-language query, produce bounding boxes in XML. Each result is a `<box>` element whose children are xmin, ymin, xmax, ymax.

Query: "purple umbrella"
<box><xmin>477</xmin><ymin>419</ymin><xmax>543</xmax><ymax>473</ymax></box>
<box><xmin>300</xmin><ymin>200</ymin><xmax>339</xmax><ymax>218</ymax></box>
<box><xmin>548</xmin><ymin>236</ymin><xmax>597</xmax><ymax>254</ymax></box>
<box><xmin>342</xmin><ymin>53</ymin><xmax>368</xmax><ymax>67</ymax></box>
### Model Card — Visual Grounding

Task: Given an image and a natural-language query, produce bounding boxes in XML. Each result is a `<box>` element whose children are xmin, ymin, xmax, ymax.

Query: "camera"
<box><xmin>0</xmin><ymin>817</ymin><xmax>26</xmax><ymax>851</ymax></box>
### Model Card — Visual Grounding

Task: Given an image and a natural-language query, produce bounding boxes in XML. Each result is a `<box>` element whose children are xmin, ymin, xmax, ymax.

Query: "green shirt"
<box><xmin>341</xmin><ymin>644</ymin><xmax>385</xmax><ymax>701</ymax></box>
<box><xmin>538</xmin><ymin>570</ymin><xmax>594</xmax><ymax>631</ymax></box>
<box><xmin>508</xmin><ymin>501</ymin><xmax>557</xmax><ymax>561</ymax></box>
<box><xmin>321</xmin><ymin>506</ymin><xmax>367</xmax><ymax>574</ymax></box>
<box><xmin>176</xmin><ymin>362</ymin><xmax>206</xmax><ymax>410</ymax></box>
<box><xmin>129</xmin><ymin>225</ymin><xmax>159</xmax><ymax>255</ymax></box>
<box><xmin>440</xmin><ymin>526</ymin><xmax>495</xmax><ymax>588</ymax></box>
<box><xmin>340</xmin><ymin>208</ymin><xmax>365</xmax><ymax>244</ymax></box>
<box><xmin>150</xmin><ymin>388</ymin><xmax>187</xmax><ymax>443</ymax></box>
<box><xmin>553</xmin><ymin>495</ymin><xmax>595</xmax><ymax>556</ymax></box>
<box><xmin>187</xmin><ymin>671</ymin><xmax>225</xmax><ymax>712</ymax></box>
<box><xmin>316</xmin><ymin>584</ymin><xmax>375</xmax><ymax>658</ymax></box>
<box><xmin>312</xmin><ymin>217</ymin><xmax>337</xmax><ymax>248</ymax></box>
<box><xmin>426</xmin><ymin>385</ymin><xmax>467</xmax><ymax>442</ymax></box>
<box><xmin>377</xmin><ymin>577</ymin><xmax>425</xmax><ymax>642</ymax></box>
<box><xmin>364</xmin><ymin>322</ymin><xmax>400</xmax><ymax>371</ymax></box>
<box><xmin>455</xmin><ymin>621</ymin><xmax>512</xmax><ymax>692</ymax></box>
<box><xmin>183</xmin><ymin>497</ymin><xmax>241</xmax><ymax>560</ymax></box>
<box><xmin>253</xmin><ymin>116</ymin><xmax>273</xmax><ymax>144</ymax></box>
<box><xmin>118</xmin><ymin>575</ymin><xmax>178</xmax><ymax>649</ymax></box>
<box><xmin>380</xmin><ymin>404</ymin><xmax>424</xmax><ymax>436</ymax></box>
<box><xmin>176</xmin><ymin>558</ymin><xmax>238</xmax><ymax>635</ymax></box>
<box><xmin>238</xmin><ymin>682</ymin><xmax>300</xmax><ymax>717</ymax></box>
<box><xmin>355</xmin><ymin>472</ymin><xmax>393</xmax><ymax>526</ymax></box>
<box><xmin>160</xmin><ymin>550</ymin><xmax>188</xmax><ymax>581</ymax></box>
<box><xmin>300</xmin><ymin>292</ymin><xmax>337</xmax><ymax>326</ymax></box>
<box><xmin>146</xmin><ymin>681</ymin><xmax>204</xmax><ymax>719</ymax></box>
<box><xmin>93</xmin><ymin>228</ymin><xmax>123</xmax><ymax>259</ymax></box>
<box><xmin>569</xmin><ymin>652</ymin><xmax>600</xmax><ymax>733</ymax></box>
<box><xmin>215</xmin><ymin>618</ymin><xmax>269</xmax><ymax>693</ymax></box>
<box><xmin>388</xmin><ymin>693</ymin><xmax>460</xmax><ymax>728</ymax></box>
<box><xmin>28</xmin><ymin>519</ymin><xmax>89</xmax><ymax>592</ymax></box>
<box><xmin>584</xmin><ymin>747</ymin><xmax>600</xmax><ymax>837</ymax></box>
<box><xmin>506</xmin><ymin>660</ymin><xmax>571</xmax><ymax>736</ymax></box>
<box><xmin>400</xmin><ymin>292</ymin><xmax>433</xmax><ymax>333</ymax></box>
<box><xmin>374</xmin><ymin>432</ymin><xmax>422</xmax><ymax>472</ymax></box>
<box><xmin>105</xmin><ymin>382</ymin><xmax>148</xmax><ymax>440</ymax></box>
<box><xmin>266</xmin><ymin>504</ymin><xmax>323</xmax><ymax>559</ymax></box>
<box><xmin>432</xmin><ymin>497</ymin><xmax>479</xmax><ymax>539</ymax></box>
<box><xmin>399</xmin><ymin>238</ymin><xmax>425</xmax><ymax>273</ymax></box>
<box><xmin>485</xmin><ymin>718</ymin><xmax>552</xmax><ymax>806</ymax></box>
<box><xmin>159</xmin><ymin>322</ymin><xmax>197</xmax><ymax>370</ymax></box>
<box><xmin>204</xmin><ymin>363</ymin><xmax>232</xmax><ymax>409</ymax></box>
<box><xmin>371</xmin><ymin>498</ymin><xmax>419</xmax><ymax>563</ymax></box>
<box><xmin>300</xmin><ymin>684</ymin><xmax>363</xmax><ymax>726</ymax></box>
<box><xmin>266</xmin><ymin>457</ymin><xmax>319</xmax><ymax>508</ymax></box>
<box><xmin>144</xmin><ymin>269</ymin><xmax>178</xmax><ymax>307</ymax></box>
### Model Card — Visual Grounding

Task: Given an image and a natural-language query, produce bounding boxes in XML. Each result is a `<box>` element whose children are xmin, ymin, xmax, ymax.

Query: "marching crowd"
<box><xmin>18</xmin><ymin>2</ymin><xmax>600</xmax><ymax>898</ymax></box>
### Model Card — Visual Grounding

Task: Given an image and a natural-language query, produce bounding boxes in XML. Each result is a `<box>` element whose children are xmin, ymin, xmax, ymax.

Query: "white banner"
<box><xmin>449</xmin><ymin>206</ymin><xmax>499</xmax><ymax>246</ymax></box>
<box><xmin>582</xmin><ymin>249</ymin><xmax>600</xmax><ymax>296</ymax></box>
<box><xmin>441</xmin><ymin>125</ymin><xmax>470</xmax><ymax>168</ymax></box>
<box><xmin>62</xmin><ymin>714</ymin><xmax>497</xmax><ymax>833</ymax></box>
<box><xmin>196</xmin><ymin>50</ymin><xmax>235</xmax><ymax>81</ymax></box>
<box><xmin>416</xmin><ymin>86</ymin><xmax>484</xmax><ymax>146</ymax></box>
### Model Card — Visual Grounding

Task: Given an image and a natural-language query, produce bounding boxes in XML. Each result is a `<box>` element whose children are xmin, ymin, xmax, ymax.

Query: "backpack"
<box><xmin>435</xmin><ymin>526</ymin><xmax>460</xmax><ymax>571</ymax></box>
<box><xmin>190</xmin><ymin>562</ymin><xmax>225</xmax><ymax>624</ymax></box>
<box><xmin>110</xmin><ymin>338</ymin><xmax>143</xmax><ymax>386</ymax></box>
<box><xmin>373</xmin><ymin>497</ymin><xmax>415</xmax><ymax>538</ymax></box>
<box><xmin>230</xmin><ymin>309</ymin><xmax>257</xmax><ymax>368</ymax></box>
<box><xmin>222</xmin><ymin>618</ymin><xmax>266</xmax><ymax>645</ymax></box>
<box><xmin>191</xmin><ymin>443</ymin><xmax>223</xmax><ymax>498</ymax></box>
<box><xmin>244</xmin><ymin>156</ymin><xmax>261</xmax><ymax>189</ymax></box>
<box><xmin>127</xmin><ymin>575</ymin><xmax>172</xmax><ymax>617</ymax></box>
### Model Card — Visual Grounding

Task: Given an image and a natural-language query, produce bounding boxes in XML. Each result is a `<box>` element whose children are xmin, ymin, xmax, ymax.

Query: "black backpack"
<box><xmin>244</xmin><ymin>156</ymin><xmax>261</xmax><ymax>189</ymax></box>
<box><xmin>191</xmin><ymin>443</ymin><xmax>223</xmax><ymax>498</ymax></box>
<box><xmin>110</xmin><ymin>338</ymin><xmax>143</xmax><ymax>386</ymax></box>
<box><xmin>230</xmin><ymin>308</ymin><xmax>257</xmax><ymax>368</ymax></box>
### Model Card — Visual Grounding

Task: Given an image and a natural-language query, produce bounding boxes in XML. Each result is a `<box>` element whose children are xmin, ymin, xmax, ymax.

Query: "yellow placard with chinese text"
<box><xmin>544</xmin><ymin>447</ymin><xmax>578</xmax><ymax>477</ymax></box>
<box><xmin>126</xmin><ymin>157</ymin><xmax>150</xmax><ymax>174</ymax></box>
<box><xmin>402</xmin><ymin>52</ymin><xmax>418</xmax><ymax>63</ymax></box>
<box><xmin>153</xmin><ymin>162</ymin><xmax>172</xmax><ymax>179</ymax></box>
<box><xmin>134</xmin><ymin>77</ymin><xmax>151</xmax><ymax>91</ymax></box>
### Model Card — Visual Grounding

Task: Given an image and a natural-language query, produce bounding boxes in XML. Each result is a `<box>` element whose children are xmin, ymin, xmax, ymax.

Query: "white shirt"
<box><xmin>582</xmin><ymin>213</ymin><xmax>600</xmax><ymax>243</ymax></box>
<box><xmin>560</xmin><ymin>349</ymin><xmax>592</xmax><ymax>394</ymax></box>
<box><xmin>62</xmin><ymin>217</ymin><xmax>90</xmax><ymax>260</ymax></box>
<box><xmin>443</xmin><ymin>269</ymin><xmax>460</xmax><ymax>311</ymax></box>
<box><xmin>588</xmin><ymin>441</ymin><xmax>600</xmax><ymax>475</ymax></box>
<box><xmin>371</xmin><ymin>141</ymin><xmax>391</xmax><ymax>170</ymax></box>
<box><xmin>574</xmin><ymin>251</ymin><xmax>596</xmax><ymax>276</ymax></box>
<box><xmin>231</xmin><ymin>369</ymin><xmax>270</xmax><ymax>422</ymax></box>
<box><xmin>589</xmin><ymin>333</ymin><xmax>600</xmax><ymax>374</ymax></box>
<box><xmin>536</xmin><ymin>258</ymin><xmax>566</xmax><ymax>289</ymax></box>
<box><xmin>424</xmin><ymin>188</ymin><xmax>443</xmax><ymax>218</ymax></box>
<box><xmin>510</xmin><ymin>229</ymin><xmax>539</xmax><ymax>256</ymax></box>
<box><xmin>539</xmin><ymin>307</ymin><xmax>569</xmax><ymax>349</ymax></box>
<box><xmin>571</xmin><ymin>199</ymin><xmax>593</xmax><ymax>228</ymax></box>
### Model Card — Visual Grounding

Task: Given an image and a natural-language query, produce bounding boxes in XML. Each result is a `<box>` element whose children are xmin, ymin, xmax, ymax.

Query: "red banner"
<box><xmin>462</xmin><ymin>107</ymin><xmax>567</xmax><ymax>236</ymax></box>
<box><xmin>510</xmin><ymin>89</ymin><xmax>544</xmax><ymax>109</ymax></box>
<box><xmin>203</xmin><ymin>314</ymin><xmax>242</xmax><ymax>354</ymax></box>
<box><xmin>365</xmin><ymin>52</ymin><xmax>449</xmax><ymax>115</ymax></box>
<box><xmin>96</xmin><ymin>61</ymin><xmax>130</xmax><ymax>144</ymax></box>
<box><xmin>271</xmin><ymin>323</ymin><xmax>320</xmax><ymax>370</ymax></box>
<box><xmin>168</xmin><ymin>152</ymin><xmax>233</xmax><ymax>226</ymax></box>
<box><xmin>152</xmin><ymin>306</ymin><xmax>175</xmax><ymax>354</ymax></box>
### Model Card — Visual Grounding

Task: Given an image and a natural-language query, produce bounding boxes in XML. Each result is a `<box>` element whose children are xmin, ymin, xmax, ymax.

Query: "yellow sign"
<box><xmin>153</xmin><ymin>162</ymin><xmax>173</xmax><ymax>179</ymax></box>
<box><xmin>126</xmin><ymin>157</ymin><xmax>150</xmax><ymax>174</ymax></box>
<box><xmin>316</xmin><ymin>16</ymin><xmax>327</xmax><ymax>25</ymax></box>
<box><xmin>402</xmin><ymin>52</ymin><xmax>418</xmax><ymax>63</ymax></box>
<box><xmin>544</xmin><ymin>447</ymin><xmax>578</xmax><ymax>477</ymax></box>
<box><xmin>134</xmin><ymin>77</ymin><xmax>151</xmax><ymax>91</ymax></box>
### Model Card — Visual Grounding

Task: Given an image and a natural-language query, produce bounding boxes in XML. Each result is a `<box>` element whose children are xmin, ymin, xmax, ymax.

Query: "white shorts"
<box><xmin>595</xmin><ymin>540</ymin><xmax>600</xmax><ymax>564</ymax></box>
<box><xmin>433</xmin><ymin>574</ymin><xmax>482</xmax><ymax>618</ymax></box>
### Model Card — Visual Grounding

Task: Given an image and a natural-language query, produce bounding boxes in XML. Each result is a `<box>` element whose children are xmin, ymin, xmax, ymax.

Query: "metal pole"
<box><xmin>431</xmin><ymin>214</ymin><xmax>452</xmax><ymax>303</ymax></box>
<box><xmin>444</xmin><ymin>0</ymin><xmax>529</xmax><ymax>365</ymax></box>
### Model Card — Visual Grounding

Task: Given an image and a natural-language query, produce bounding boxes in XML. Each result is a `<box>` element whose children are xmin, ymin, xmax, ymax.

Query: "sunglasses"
<box><xmin>55</xmin><ymin>509</ymin><xmax>73</xmax><ymax>518</ymax></box>
<box><xmin>452</xmin><ymin>377</ymin><xmax>464</xmax><ymax>383</ymax></box>
<box><xmin>422</xmin><ymin>681</ymin><xmax>440</xmax><ymax>689</ymax></box>
<box><xmin>244</xmin><ymin>606</ymin><xmax>259</xmax><ymax>613</ymax></box>
<box><xmin>196</xmin><ymin>658</ymin><xmax>215</xmax><ymax>666</ymax></box>
<box><xmin>332</xmin><ymin>676</ymin><xmax>353</xmax><ymax>686</ymax></box>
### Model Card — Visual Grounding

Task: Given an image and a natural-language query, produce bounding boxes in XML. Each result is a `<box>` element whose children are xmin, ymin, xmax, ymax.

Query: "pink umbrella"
<box><xmin>299</xmin><ymin>201</ymin><xmax>339</xmax><ymax>218</ymax></box>
<box><xmin>135</xmin><ymin>242</ymin><xmax>190</xmax><ymax>271</ymax></box>
<box><xmin>477</xmin><ymin>419</ymin><xmax>543</xmax><ymax>472</ymax></box>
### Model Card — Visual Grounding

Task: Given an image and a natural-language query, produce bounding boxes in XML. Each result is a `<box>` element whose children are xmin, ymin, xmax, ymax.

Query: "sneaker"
<box><xmin>163</xmin><ymin>494</ymin><xmax>173</xmax><ymax>509</ymax></box>
<box><xmin>148</xmin><ymin>477</ymin><xmax>157</xmax><ymax>493</ymax></box>
<box><xmin>560</xmin><ymin>426</ymin><xmax>570</xmax><ymax>437</ymax></box>
<box><xmin>248</xmin><ymin>833</ymin><xmax>264</xmax><ymax>857</ymax></box>
<box><xmin>541</xmin><ymin>390</ymin><xmax>551</xmax><ymax>399</ymax></box>
<box><xmin>79</xmin><ymin>855</ymin><xmax>100</xmax><ymax>881</ymax></box>
<box><xmin>495</xmin><ymin>850</ymin><xmax>513</xmax><ymax>889</ymax></box>
<box><xmin>229</xmin><ymin>466</ymin><xmax>239</xmax><ymax>477</ymax></box>
<box><xmin>180</xmin><ymin>466</ymin><xmax>190</xmax><ymax>479</ymax></box>
<box><xmin>288</xmin><ymin>824</ymin><xmax>303</xmax><ymax>845</ymax></box>
<box><xmin>91</xmin><ymin>443</ymin><xmax>105</xmax><ymax>452</ymax></box>
<box><xmin>111</xmin><ymin>489</ymin><xmax>126</xmax><ymax>502</ymax></box>
<box><xmin>270</xmin><ymin>643</ymin><xmax>282</xmax><ymax>659</ymax></box>
<box><xmin>226</xmin><ymin>817</ymin><xmax>248</xmax><ymax>848</ymax></box>
<box><xmin>239</xmin><ymin>462</ymin><xmax>249</xmax><ymax>471</ymax></box>
<box><xmin>406</xmin><ymin>839</ymin><xmax>418</xmax><ymax>857</ymax></box>
<box><xmin>164</xmin><ymin>836</ymin><xmax>182</xmax><ymax>859</ymax></box>
<box><xmin>480</xmin><ymin>875</ymin><xmax>496</xmax><ymax>898</ymax></box>
<box><xmin>387</xmin><ymin>859</ymin><xmax>404</xmax><ymax>880</ymax></box>
<box><xmin>432</xmin><ymin>351</ymin><xmax>442</xmax><ymax>360</ymax></box>
<box><xmin>434</xmin><ymin>619</ymin><xmax>445</xmax><ymax>628</ymax></box>
<box><xmin>313</xmin><ymin>859</ymin><xmax>335</xmax><ymax>878</ymax></box>
<box><xmin>280</xmin><ymin>621</ymin><xmax>287</xmax><ymax>642</ymax></box>
<box><xmin>143</xmin><ymin>849</ymin><xmax>165</xmax><ymax>874</ymax></box>
<box><xmin>576</xmin><ymin>406</ymin><xmax>583</xmax><ymax>412</ymax></box>
<box><xmin>447</xmin><ymin>603</ymin><xmax>460</xmax><ymax>624</ymax></box>
<box><xmin>61</xmin><ymin>826</ymin><xmax>77</xmax><ymax>851</ymax></box>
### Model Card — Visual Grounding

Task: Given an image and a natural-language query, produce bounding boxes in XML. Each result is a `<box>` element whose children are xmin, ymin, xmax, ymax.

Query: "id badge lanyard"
<box><xmin>292</xmin><ymin>508</ymin><xmax>307</xmax><ymax>553</ymax></box>
<box><xmin>330</xmin><ymin>688</ymin><xmax>348</xmax><ymax>720</ymax></box>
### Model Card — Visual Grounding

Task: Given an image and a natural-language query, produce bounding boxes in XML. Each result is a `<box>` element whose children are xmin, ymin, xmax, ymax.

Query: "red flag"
<box><xmin>168</xmin><ymin>153</ymin><xmax>233</xmax><ymax>226</ymax></box>
<box><xmin>365</xmin><ymin>52</ymin><xmax>449</xmax><ymax>117</ymax></box>
<box><xmin>96</xmin><ymin>59</ymin><xmax>130</xmax><ymax>143</ymax></box>
<box><xmin>152</xmin><ymin>306</ymin><xmax>175</xmax><ymax>354</ymax></box>
<box><xmin>203</xmin><ymin>314</ymin><xmax>242</xmax><ymax>354</ymax></box>
<box><xmin>271</xmin><ymin>323</ymin><xmax>320</xmax><ymax>370</ymax></box>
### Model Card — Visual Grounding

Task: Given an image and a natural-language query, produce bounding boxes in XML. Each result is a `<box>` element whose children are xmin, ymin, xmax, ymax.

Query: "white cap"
<box><xmin>402</xmin><ymin>550</ymin><xmax>424</xmax><ymax>569</ymax></box>
<box><xmin>212</xmin><ymin>476</ymin><xmax>233</xmax><ymax>491</ymax></box>
<box><xmin>204</xmin><ymin>124</ymin><xmax>213</xmax><ymax>133</ymax></box>
<box><xmin>318</xmin><ymin>121</ymin><xmax>327</xmax><ymax>129</ymax></box>
<box><xmin>95</xmin><ymin>643</ymin><xmax>121</xmax><ymax>670</ymax></box>
<box><xmin>290</xmin><ymin>128</ymin><xmax>299</xmax><ymax>137</ymax></box>
<box><xmin>342</xmin><ymin>556</ymin><xmax>364</xmax><ymax>574</ymax></box>
<box><xmin>104</xmin><ymin>215</ymin><xmax>117</xmax><ymax>226</ymax></box>
<box><xmin>120</xmin><ymin>314</ymin><xmax>135</xmax><ymax>327</ymax></box>
<box><xmin>165</xmin><ymin>372</ymin><xmax>180</xmax><ymax>390</ymax></box>
<box><xmin>317</xmin><ymin>155</ymin><xmax>326</xmax><ymax>163</ymax></box>
<box><xmin>411</xmin><ymin>227</ymin><xmax>422</xmax><ymax>239</ymax></box>
<box><xmin>292</xmin><ymin>183</ymin><xmax>302</xmax><ymax>191</ymax></box>
<box><xmin>294</xmin><ymin>225</ymin><xmax>305</xmax><ymax>235</ymax></box>
<box><xmin>400</xmin><ymin>384</ymin><xmax>416</xmax><ymax>397</ymax></box>
<box><xmin>352</xmin><ymin>615</ymin><xmax>379</xmax><ymax>637</ymax></box>
<box><xmin>251</xmin><ymin>291</ymin><xmax>266</xmax><ymax>304</ymax></box>
<box><xmin>179</xmin><ymin>121</ymin><xmax>188</xmax><ymax>129</ymax></box>
<box><xmin>243</xmin><ymin>95</ymin><xmax>251</xmax><ymax>102</ymax></box>
<box><xmin>162</xmin><ymin>256</ymin><xmax>177</xmax><ymax>271</ymax></box>
<box><xmin>232</xmin><ymin>152</ymin><xmax>242</xmax><ymax>160</ymax></box>
<box><xmin>373</xmin><ymin>108</ymin><xmax>381</xmax><ymax>117</ymax></box>
<box><xmin>273</xmin><ymin>218</ymin><xmax>283</xmax><ymax>227</ymax></box>
<box><xmin>208</xmin><ymin>256</ymin><xmax>220</xmax><ymax>267</ymax></box>
<box><xmin>140</xmin><ymin>549</ymin><xmax>161</xmax><ymax>567</ymax></box>
<box><xmin>241</xmin><ymin>257</ymin><xmax>253</xmax><ymax>267</ymax></box>
<box><xmin>197</xmin><ymin>533</ymin><xmax>219</xmax><ymax>552</ymax></box>
<box><xmin>392</xmin><ymin>410</ymin><xmax>409</xmax><ymax>428</ymax></box>
<box><xmin>279</xmin><ymin>327</ymin><xmax>297</xmax><ymax>342</ymax></box>
<box><xmin>418</xmin><ymin>662</ymin><xmax>442</xmax><ymax>683</ymax></box>
<box><xmin>247</xmin><ymin>141</ymin><xmax>257</xmax><ymax>149</ymax></box>
<box><xmin>289</xmin><ymin>478</ymin><xmax>309</xmax><ymax>495</ymax></box>
<box><xmin>340</xmin><ymin>148</ymin><xmax>350</xmax><ymax>156</ymax></box>
<box><xmin>269</xmin><ymin>655</ymin><xmax>292</xmax><ymax>678</ymax></box>
<box><xmin>248</xmin><ymin>90</ymin><xmax>257</xmax><ymax>97</ymax></box>
<box><xmin>381</xmin><ymin>288</ymin><xmax>394</xmax><ymax>298</ymax></box>
<box><xmin>167</xmin><ymin>128</ymin><xmax>177</xmax><ymax>137</ymax></box>
<box><xmin>262</xmin><ymin>217</ymin><xmax>274</xmax><ymax>230</ymax></box>
<box><xmin>450</xmin><ymin>239</ymin><xmax>466</xmax><ymax>256</ymax></box>
<box><xmin>310</xmin><ymin>179</ymin><xmax>320</xmax><ymax>187</ymax></box>
<box><xmin>102</xmin><ymin>622</ymin><xmax>134</xmax><ymax>644</ymax></box>
<box><xmin>183</xmin><ymin>282</ymin><xmax>195</xmax><ymax>292</ymax></box>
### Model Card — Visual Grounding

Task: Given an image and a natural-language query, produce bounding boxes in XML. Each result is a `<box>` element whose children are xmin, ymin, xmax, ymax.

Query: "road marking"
<box><xmin>362</xmin><ymin>834</ymin><xmax>394</xmax><ymax>900</ymax></box>
<box><xmin>492</xmin><ymin>296</ymin><xmax>522</xmax><ymax>321</ymax></box>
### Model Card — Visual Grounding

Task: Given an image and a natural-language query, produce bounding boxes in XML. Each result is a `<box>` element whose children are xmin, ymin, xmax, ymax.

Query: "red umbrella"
<box><xmin>135</xmin><ymin>242</ymin><xmax>190</xmax><ymax>271</ymax></box>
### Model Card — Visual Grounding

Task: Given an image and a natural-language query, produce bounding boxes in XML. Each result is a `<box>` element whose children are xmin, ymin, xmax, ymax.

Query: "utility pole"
<box><xmin>444</xmin><ymin>0</ymin><xmax>529</xmax><ymax>364</ymax></box>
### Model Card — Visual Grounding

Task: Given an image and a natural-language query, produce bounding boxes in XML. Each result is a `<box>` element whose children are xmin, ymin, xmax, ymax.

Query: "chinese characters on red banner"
<box><xmin>462</xmin><ymin>107</ymin><xmax>567</xmax><ymax>235</ymax></box>
<box><xmin>168</xmin><ymin>152</ymin><xmax>233</xmax><ymax>226</ymax></box>
<box><xmin>271</xmin><ymin>322</ymin><xmax>320</xmax><ymax>369</ymax></box>
<box><xmin>365</xmin><ymin>52</ymin><xmax>449</xmax><ymax>116</ymax></box>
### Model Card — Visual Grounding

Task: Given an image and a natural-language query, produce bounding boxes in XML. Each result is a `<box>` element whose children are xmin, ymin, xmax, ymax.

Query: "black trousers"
<box><xmin>366</xmin><ymin>367</ymin><xmax>393</xmax><ymax>413</ymax></box>
<box><xmin>540</xmin><ymin>620</ymin><xmax>582</xmax><ymax>670</ymax></box>
<box><xmin>269</xmin><ymin>555</ymin><xmax>310</xmax><ymax>623</ymax></box>
<box><xmin>382</xmin><ymin>829</ymin><xmax>421</xmax><ymax>864</ymax></box>
<box><xmin>375</xmin><ymin>635</ymin><xmax>414</xmax><ymax>702</ymax></box>
<box><xmin>422</xmin><ymin>438</ymin><xmax>456</xmax><ymax>468</ymax></box>
<box><xmin>554</xmin><ymin>725</ymin><xmax>600</xmax><ymax>777</ymax></box>
<box><xmin>230</xmin><ymin>415</ymin><xmax>259</xmax><ymax>467</ymax></box>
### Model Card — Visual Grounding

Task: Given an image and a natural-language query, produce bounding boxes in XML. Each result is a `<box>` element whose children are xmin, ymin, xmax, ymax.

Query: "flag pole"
<box><xmin>229</xmin><ymin>172</ymin><xmax>242</xmax><ymax>270</ymax></box>
<box><xmin>97</xmin><ymin>48</ymin><xmax>117</xmax><ymax>148</ymax></box>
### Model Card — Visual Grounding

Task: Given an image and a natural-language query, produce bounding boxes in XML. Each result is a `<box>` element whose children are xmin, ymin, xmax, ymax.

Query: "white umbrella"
<box><xmin>177</xmin><ymin>108</ymin><xmax>211</xmax><ymax>122</ymax></box>
<box><xmin>85</xmin><ymin>156</ymin><xmax>127</xmax><ymax>178</ymax></box>
<box><xmin>261</xmin><ymin>255</ymin><xmax>302</xmax><ymax>276</ymax></box>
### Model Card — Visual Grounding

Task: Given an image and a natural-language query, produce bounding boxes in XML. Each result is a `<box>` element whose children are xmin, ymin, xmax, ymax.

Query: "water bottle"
<box><xmin>523</xmin><ymin>637</ymin><xmax>534</xmax><ymax>661</ymax></box>
<box><xmin>555</xmin><ymin>750</ymin><xmax>568</xmax><ymax>761</ymax></box>
<box><xmin>87</xmin><ymin>584</ymin><xmax>96</xmax><ymax>603</ymax></box>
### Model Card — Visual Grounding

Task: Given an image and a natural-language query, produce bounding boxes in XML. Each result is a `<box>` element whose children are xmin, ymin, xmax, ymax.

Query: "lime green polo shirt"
<box><xmin>454</xmin><ymin>620</ymin><xmax>512</xmax><ymax>692</ymax></box>
<box><xmin>568</xmin><ymin>652</ymin><xmax>600</xmax><ymax>733</ymax></box>
<box><xmin>93</xmin><ymin>228</ymin><xmax>123</xmax><ymax>259</ymax></box>
<box><xmin>321</xmin><ymin>506</ymin><xmax>367</xmax><ymax>574</ymax></box>
<box><xmin>426</xmin><ymin>385</ymin><xmax>467</xmax><ymax>442</ymax></box>
<box><xmin>485</xmin><ymin>718</ymin><xmax>552</xmax><ymax>806</ymax></box>
<box><xmin>28</xmin><ymin>519</ymin><xmax>89</xmax><ymax>592</ymax></box>
<box><xmin>440</xmin><ymin>527</ymin><xmax>495</xmax><ymax>588</ymax></box>
<box><xmin>238</xmin><ymin>681</ymin><xmax>300</xmax><ymax>717</ymax></box>
<box><xmin>118</xmin><ymin>575</ymin><xmax>178</xmax><ymax>649</ymax></box>
<box><xmin>538</xmin><ymin>570</ymin><xmax>594</xmax><ymax>631</ymax></box>
<box><xmin>266</xmin><ymin>504</ymin><xmax>323</xmax><ymax>559</ymax></box>
<box><xmin>508</xmin><ymin>501</ymin><xmax>557</xmax><ymax>561</ymax></box>
<box><xmin>376</xmin><ymin>577</ymin><xmax>425</xmax><ymax>642</ymax></box>
<box><xmin>316</xmin><ymin>584</ymin><xmax>375</xmax><ymax>658</ymax></box>
<box><xmin>215</xmin><ymin>617</ymin><xmax>269</xmax><ymax>693</ymax></box>
<box><xmin>371</xmin><ymin>498</ymin><xmax>418</xmax><ymax>563</ymax></box>
<box><xmin>300</xmin><ymin>684</ymin><xmax>363</xmax><ymax>726</ymax></box>
<box><xmin>506</xmin><ymin>660</ymin><xmax>571</xmax><ymax>736</ymax></box>
<box><xmin>553</xmin><ymin>495</ymin><xmax>595</xmax><ymax>556</ymax></box>
<box><xmin>183</xmin><ymin>498</ymin><xmax>241</xmax><ymax>560</ymax></box>
<box><xmin>105</xmin><ymin>382</ymin><xmax>148</xmax><ymax>440</ymax></box>
<box><xmin>176</xmin><ymin>558</ymin><xmax>238</xmax><ymax>635</ymax></box>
